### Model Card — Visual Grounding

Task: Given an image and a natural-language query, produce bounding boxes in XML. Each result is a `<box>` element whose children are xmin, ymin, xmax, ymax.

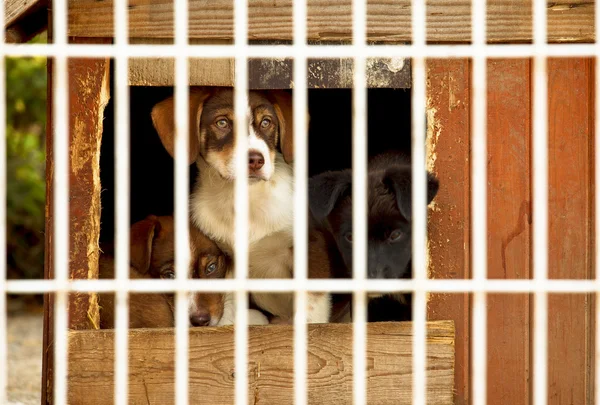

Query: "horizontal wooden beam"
<box><xmin>68</xmin><ymin>0</ymin><xmax>594</xmax><ymax>44</ymax></box>
<box><xmin>68</xmin><ymin>321</ymin><xmax>455</xmax><ymax>404</ymax></box>
<box><xmin>5</xmin><ymin>0</ymin><xmax>46</xmax><ymax>28</ymax></box>
<box><xmin>128</xmin><ymin>57</ymin><xmax>411</xmax><ymax>88</ymax></box>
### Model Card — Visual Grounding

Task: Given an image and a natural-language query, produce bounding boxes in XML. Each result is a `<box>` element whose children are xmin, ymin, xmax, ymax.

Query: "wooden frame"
<box><xmin>38</xmin><ymin>1</ymin><xmax>597</xmax><ymax>404</ymax></box>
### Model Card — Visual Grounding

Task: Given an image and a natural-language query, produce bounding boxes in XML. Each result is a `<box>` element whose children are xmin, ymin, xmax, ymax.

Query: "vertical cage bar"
<box><xmin>352</xmin><ymin>0</ymin><xmax>367</xmax><ymax>403</ymax></box>
<box><xmin>293</xmin><ymin>0</ymin><xmax>309</xmax><ymax>403</ymax></box>
<box><xmin>411</xmin><ymin>0</ymin><xmax>427</xmax><ymax>403</ymax></box>
<box><xmin>0</xmin><ymin>0</ymin><xmax>6</xmax><ymax>401</ymax></box>
<box><xmin>234</xmin><ymin>0</ymin><xmax>250</xmax><ymax>404</ymax></box>
<box><xmin>52</xmin><ymin>0</ymin><xmax>70</xmax><ymax>403</ymax></box>
<box><xmin>174</xmin><ymin>0</ymin><xmax>191</xmax><ymax>404</ymax></box>
<box><xmin>532</xmin><ymin>0</ymin><xmax>548</xmax><ymax>402</ymax></box>
<box><xmin>113</xmin><ymin>0</ymin><xmax>131</xmax><ymax>403</ymax></box>
<box><xmin>471</xmin><ymin>0</ymin><xmax>488</xmax><ymax>404</ymax></box>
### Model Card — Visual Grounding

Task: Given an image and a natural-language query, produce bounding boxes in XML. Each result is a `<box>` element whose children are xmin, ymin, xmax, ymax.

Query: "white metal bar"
<box><xmin>234</xmin><ymin>0</ymin><xmax>249</xmax><ymax>404</ymax></box>
<box><xmin>532</xmin><ymin>0</ymin><xmax>548</xmax><ymax>402</ymax></box>
<box><xmin>471</xmin><ymin>0</ymin><xmax>488</xmax><ymax>404</ymax></box>
<box><xmin>0</xmin><ymin>0</ymin><xmax>7</xmax><ymax>401</ymax></box>
<box><xmin>411</xmin><ymin>0</ymin><xmax>427</xmax><ymax>402</ymax></box>
<box><xmin>351</xmin><ymin>0</ymin><xmax>367</xmax><ymax>402</ymax></box>
<box><xmin>9</xmin><ymin>278</ymin><xmax>600</xmax><ymax>294</ymax></box>
<box><xmin>113</xmin><ymin>0</ymin><xmax>130</xmax><ymax>404</ymax></box>
<box><xmin>174</xmin><ymin>0</ymin><xmax>191</xmax><ymax>404</ymax></box>
<box><xmin>53</xmin><ymin>0</ymin><xmax>70</xmax><ymax>403</ymax></box>
<box><xmin>6</xmin><ymin>43</ymin><xmax>600</xmax><ymax>59</ymax></box>
<box><xmin>292</xmin><ymin>0</ymin><xmax>309</xmax><ymax>403</ymax></box>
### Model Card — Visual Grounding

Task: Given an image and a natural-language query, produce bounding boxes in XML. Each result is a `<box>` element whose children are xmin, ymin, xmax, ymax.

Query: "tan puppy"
<box><xmin>99</xmin><ymin>215</ymin><xmax>268</xmax><ymax>328</ymax></box>
<box><xmin>152</xmin><ymin>88</ymin><xmax>330</xmax><ymax>323</ymax></box>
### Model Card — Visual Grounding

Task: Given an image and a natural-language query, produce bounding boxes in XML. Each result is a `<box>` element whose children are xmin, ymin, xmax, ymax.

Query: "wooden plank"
<box><xmin>5</xmin><ymin>5</ymin><xmax>47</xmax><ymax>43</ymax></box>
<box><xmin>425</xmin><ymin>59</ymin><xmax>470</xmax><ymax>405</ymax></box>
<box><xmin>67</xmin><ymin>321</ymin><xmax>455</xmax><ymax>405</ymax></box>
<box><xmin>547</xmin><ymin>58</ymin><xmax>594</xmax><ymax>405</ymax></box>
<box><xmin>66</xmin><ymin>53</ymin><xmax>110</xmax><ymax>330</ymax></box>
<box><xmin>486</xmin><ymin>59</ymin><xmax>531</xmax><ymax>405</ymax></box>
<box><xmin>67</xmin><ymin>0</ymin><xmax>594</xmax><ymax>44</ymax></box>
<box><xmin>42</xmin><ymin>13</ymin><xmax>55</xmax><ymax>403</ymax></box>
<box><xmin>128</xmin><ymin>57</ymin><xmax>411</xmax><ymax>88</ymax></box>
<box><xmin>4</xmin><ymin>0</ymin><xmax>46</xmax><ymax>28</ymax></box>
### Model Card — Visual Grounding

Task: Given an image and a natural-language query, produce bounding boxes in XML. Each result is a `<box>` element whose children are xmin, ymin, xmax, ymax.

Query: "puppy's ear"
<box><xmin>309</xmin><ymin>171</ymin><xmax>352</xmax><ymax>220</ymax></box>
<box><xmin>151</xmin><ymin>89</ymin><xmax>212</xmax><ymax>164</ymax></box>
<box><xmin>385</xmin><ymin>168</ymin><xmax>440</xmax><ymax>221</ymax></box>
<box><xmin>129</xmin><ymin>215</ymin><xmax>162</xmax><ymax>274</ymax></box>
<box><xmin>269</xmin><ymin>90</ymin><xmax>310</xmax><ymax>165</ymax></box>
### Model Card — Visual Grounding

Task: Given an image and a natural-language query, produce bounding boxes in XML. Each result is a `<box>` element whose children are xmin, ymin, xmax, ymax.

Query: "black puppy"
<box><xmin>309</xmin><ymin>153</ymin><xmax>439</xmax><ymax>281</ymax></box>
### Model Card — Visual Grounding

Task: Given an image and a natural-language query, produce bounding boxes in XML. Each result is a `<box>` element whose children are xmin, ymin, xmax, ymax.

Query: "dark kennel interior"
<box><xmin>98</xmin><ymin>85</ymin><xmax>412</xmax><ymax>242</ymax></box>
<box><xmin>98</xmin><ymin>77</ymin><xmax>413</xmax><ymax>322</ymax></box>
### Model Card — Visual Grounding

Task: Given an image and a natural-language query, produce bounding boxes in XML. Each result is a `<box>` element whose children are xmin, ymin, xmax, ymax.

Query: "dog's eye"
<box><xmin>344</xmin><ymin>232</ymin><xmax>352</xmax><ymax>243</ymax></box>
<box><xmin>260</xmin><ymin>118</ymin><xmax>271</xmax><ymax>128</ymax></box>
<box><xmin>162</xmin><ymin>271</ymin><xmax>175</xmax><ymax>279</ymax></box>
<box><xmin>389</xmin><ymin>230</ymin><xmax>403</xmax><ymax>242</ymax></box>
<box><xmin>216</xmin><ymin>119</ymin><xmax>229</xmax><ymax>129</ymax></box>
<box><xmin>206</xmin><ymin>262</ymin><xmax>218</xmax><ymax>275</ymax></box>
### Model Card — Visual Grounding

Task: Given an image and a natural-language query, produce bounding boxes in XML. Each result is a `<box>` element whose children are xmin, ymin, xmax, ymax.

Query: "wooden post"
<box><xmin>426</xmin><ymin>58</ymin><xmax>471</xmax><ymax>405</ymax></box>
<box><xmin>486</xmin><ymin>59</ymin><xmax>532</xmax><ymax>405</ymax></box>
<box><xmin>547</xmin><ymin>58</ymin><xmax>595</xmax><ymax>405</ymax></box>
<box><xmin>42</xmin><ymin>32</ymin><xmax>111</xmax><ymax>403</ymax></box>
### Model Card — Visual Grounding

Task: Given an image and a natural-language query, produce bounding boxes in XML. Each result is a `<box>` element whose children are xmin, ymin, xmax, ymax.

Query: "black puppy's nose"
<box><xmin>190</xmin><ymin>311</ymin><xmax>211</xmax><ymax>327</ymax></box>
<box><xmin>249</xmin><ymin>151</ymin><xmax>265</xmax><ymax>171</ymax></box>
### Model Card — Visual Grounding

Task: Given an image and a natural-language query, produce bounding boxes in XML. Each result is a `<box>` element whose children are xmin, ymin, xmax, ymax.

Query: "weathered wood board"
<box><xmin>425</xmin><ymin>58</ymin><xmax>471</xmax><ymax>405</ymax></box>
<box><xmin>67</xmin><ymin>0</ymin><xmax>594</xmax><ymax>44</ymax></box>
<box><xmin>547</xmin><ymin>57</ymin><xmax>595</xmax><ymax>405</ymax></box>
<box><xmin>67</xmin><ymin>321</ymin><xmax>455</xmax><ymax>405</ymax></box>
<box><xmin>127</xmin><ymin>56</ymin><xmax>411</xmax><ymax>88</ymax></box>
<box><xmin>486</xmin><ymin>59</ymin><xmax>532</xmax><ymax>405</ymax></box>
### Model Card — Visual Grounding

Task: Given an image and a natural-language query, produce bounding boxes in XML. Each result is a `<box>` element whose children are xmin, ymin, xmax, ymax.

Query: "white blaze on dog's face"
<box><xmin>197</xmin><ymin>90</ymin><xmax>282</xmax><ymax>182</ymax></box>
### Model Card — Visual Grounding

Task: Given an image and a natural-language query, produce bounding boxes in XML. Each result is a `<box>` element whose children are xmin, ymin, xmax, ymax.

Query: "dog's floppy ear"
<box><xmin>151</xmin><ymin>89</ymin><xmax>212</xmax><ymax>164</ymax></box>
<box><xmin>129</xmin><ymin>215</ymin><xmax>162</xmax><ymax>274</ymax></box>
<box><xmin>269</xmin><ymin>90</ymin><xmax>309</xmax><ymax>165</ymax></box>
<box><xmin>385</xmin><ymin>168</ymin><xmax>440</xmax><ymax>221</ymax></box>
<box><xmin>309</xmin><ymin>170</ymin><xmax>352</xmax><ymax>220</ymax></box>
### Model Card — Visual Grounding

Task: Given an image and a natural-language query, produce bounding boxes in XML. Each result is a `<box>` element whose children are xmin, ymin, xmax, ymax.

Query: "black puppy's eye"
<box><xmin>260</xmin><ymin>118</ymin><xmax>271</xmax><ymax>128</ymax></box>
<box><xmin>206</xmin><ymin>262</ymin><xmax>217</xmax><ymax>275</ymax></box>
<box><xmin>344</xmin><ymin>232</ymin><xmax>353</xmax><ymax>243</ymax></box>
<box><xmin>162</xmin><ymin>270</ymin><xmax>175</xmax><ymax>279</ymax></box>
<box><xmin>389</xmin><ymin>230</ymin><xmax>402</xmax><ymax>242</ymax></box>
<box><xmin>216</xmin><ymin>119</ymin><xmax>229</xmax><ymax>129</ymax></box>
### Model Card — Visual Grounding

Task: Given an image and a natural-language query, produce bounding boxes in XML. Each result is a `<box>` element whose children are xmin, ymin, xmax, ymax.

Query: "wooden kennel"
<box><xmin>5</xmin><ymin>0</ymin><xmax>596</xmax><ymax>403</ymax></box>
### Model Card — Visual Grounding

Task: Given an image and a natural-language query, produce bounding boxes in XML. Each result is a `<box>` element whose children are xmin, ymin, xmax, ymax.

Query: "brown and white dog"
<box><xmin>151</xmin><ymin>88</ymin><xmax>330</xmax><ymax>323</ymax></box>
<box><xmin>99</xmin><ymin>215</ymin><xmax>268</xmax><ymax>328</ymax></box>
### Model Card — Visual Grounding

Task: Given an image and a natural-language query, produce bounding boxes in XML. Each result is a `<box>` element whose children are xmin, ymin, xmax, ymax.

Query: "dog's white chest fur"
<box><xmin>191</xmin><ymin>154</ymin><xmax>294</xmax><ymax>250</ymax></box>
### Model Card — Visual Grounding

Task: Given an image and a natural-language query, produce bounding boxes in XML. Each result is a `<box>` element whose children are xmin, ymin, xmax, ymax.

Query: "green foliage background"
<box><xmin>6</xmin><ymin>33</ymin><xmax>47</xmax><ymax>279</ymax></box>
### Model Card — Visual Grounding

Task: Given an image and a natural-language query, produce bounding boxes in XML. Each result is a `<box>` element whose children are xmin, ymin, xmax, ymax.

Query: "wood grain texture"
<box><xmin>67</xmin><ymin>0</ymin><xmax>594</xmax><ymax>44</ymax></box>
<box><xmin>547</xmin><ymin>58</ymin><xmax>594</xmax><ymax>405</ymax></box>
<box><xmin>486</xmin><ymin>59</ymin><xmax>532</xmax><ymax>405</ymax></box>
<box><xmin>425</xmin><ymin>59</ymin><xmax>470</xmax><ymax>405</ymax></box>
<box><xmin>4</xmin><ymin>0</ymin><xmax>46</xmax><ymax>27</ymax></box>
<box><xmin>67</xmin><ymin>56</ymin><xmax>110</xmax><ymax>330</ymax></box>
<box><xmin>127</xmin><ymin>55</ymin><xmax>411</xmax><ymax>88</ymax></box>
<box><xmin>67</xmin><ymin>321</ymin><xmax>455</xmax><ymax>404</ymax></box>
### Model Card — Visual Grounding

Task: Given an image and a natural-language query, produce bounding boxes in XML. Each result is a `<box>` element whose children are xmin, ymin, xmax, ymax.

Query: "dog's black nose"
<box><xmin>249</xmin><ymin>151</ymin><xmax>265</xmax><ymax>171</ymax></box>
<box><xmin>190</xmin><ymin>312</ymin><xmax>211</xmax><ymax>327</ymax></box>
